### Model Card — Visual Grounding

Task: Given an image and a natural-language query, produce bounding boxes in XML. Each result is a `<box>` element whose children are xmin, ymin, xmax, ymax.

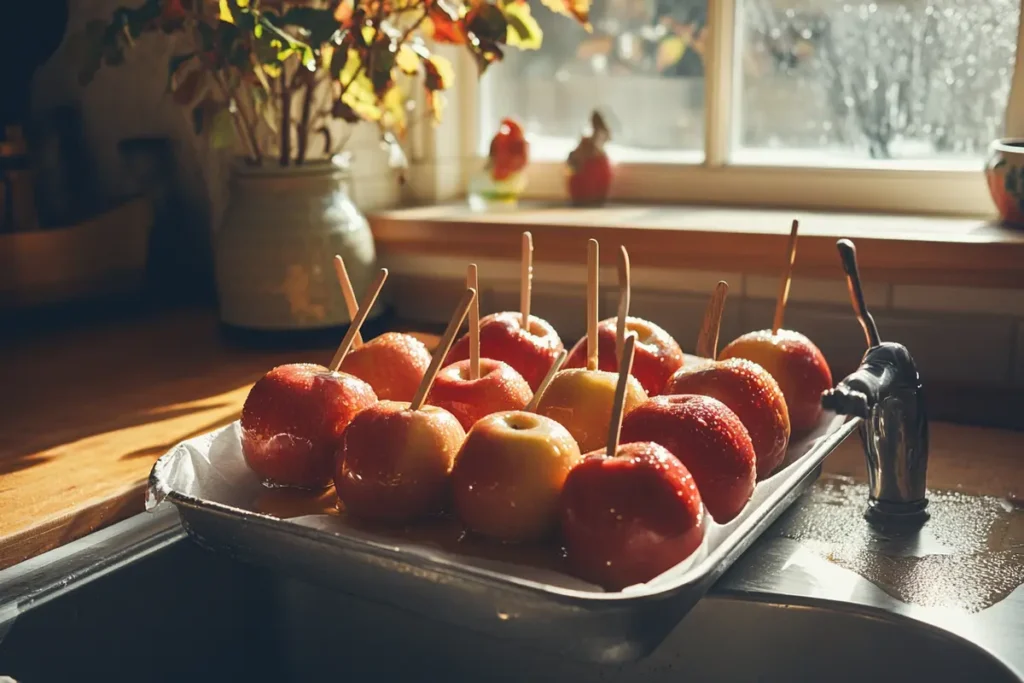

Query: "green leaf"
<box><xmin>502</xmin><ymin>2</ymin><xmax>543</xmax><ymax>50</ymax></box>
<box><xmin>368</xmin><ymin>40</ymin><xmax>397</xmax><ymax>96</ymax></box>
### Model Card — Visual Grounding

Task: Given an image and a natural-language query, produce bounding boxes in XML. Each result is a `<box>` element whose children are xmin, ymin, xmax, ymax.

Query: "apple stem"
<box><xmin>606</xmin><ymin>333</ymin><xmax>637</xmax><ymax>457</ymax></box>
<box><xmin>521</xmin><ymin>231</ymin><xmax>533</xmax><ymax>332</ymax></box>
<box><xmin>332</xmin><ymin>255</ymin><xmax>363</xmax><ymax>349</ymax></box>
<box><xmin>696</xmin><ymin>281</ymin><xmax>729</xmax><ymax>359</ymax></box>
<box><xmin>525</xmin><ymin>349</ymin><xmax>567</xmax><ymax>412</ymax></box>
<box><xmin>773</xmin><ymin>219</ymin><xmax>800</xmax><ymax>335</ymax></box>
<box><xmin>467</xmin><ymin>263</ymin><xmax>481</xmax><ymax>380</ymax></box>
<box><xmin>586</xmin><ymin>238</ymin><xmax>599</xmax><ymax>371</ymax></box>
<box><xmin>410</xmin><ymin>287</ymin><xmax>477</xmax><ymax>411</ymax></box>
<box><xmin>329</xmin><ymin>268</ymin><xmax>388</xmax><ymax>372</ymax></box>
<box><xmin>615</xmin><ymin>245</ymin><xmax>631</xmax><ymax>367</ymax></box>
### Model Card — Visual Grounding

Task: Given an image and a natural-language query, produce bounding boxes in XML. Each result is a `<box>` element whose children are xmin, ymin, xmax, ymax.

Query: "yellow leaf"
<box><xmin>427</xmin><ymin>91</ymin><xmax>446</xmax><ymax>124</ymax></box>
<box><xmin>538</xmin><ymin>0</ymin><xmax>591</xmax><ymax>29</ymax></box>
<box><xmin>656</xmin><ymin>35</ymin><xmax>687</xmax><ymax>72</ymax></box>
<box><xmin>218</xmin><ymin>0</ymin><xmax>234</xmax><ymax>23</ymax></box>
<box><xmin>424</xmin><ymin>54</ymin><xmax>455</xmax><ymax>91</ymax></box>
<box><xmin>396</xmin><ymin>44</ymin><xmax>420</xmax><ymax>75</ymax></box>
<box><xmin>503</xmin><ymin>1</ymin><xmax>543</xmax><ymax>50</ymax></box>
<box><xmin>262</xmin><ymin>62</ymin><xmax>281</xmax><ymax>79</ymax></box>
<box><xmin>381</xmin><ymin>86</ymin><xmax>407</xmax><ymax>135</ymax></box>
<box><xmin>361</xmin><ymin>25</ymin><xmax>376</xmax><ymax>45</ymax></box>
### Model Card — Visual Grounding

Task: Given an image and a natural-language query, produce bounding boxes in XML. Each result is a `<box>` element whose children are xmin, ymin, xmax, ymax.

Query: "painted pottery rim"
<box><xmin>230</xmin><ymin>154</ymin><xmax>351</xmax><ymax>178</ymax></box>
<box><xmin>989</xmin><ymin>138</ymin><xmax>1024</xmax><ymax>155</ymax></box>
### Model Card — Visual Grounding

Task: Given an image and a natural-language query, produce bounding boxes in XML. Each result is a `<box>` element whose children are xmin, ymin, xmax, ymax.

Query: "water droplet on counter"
<box><xmin>772</xmin><ymin>475</ymin><xmax>1024</xmax><ymax>613</ymax></box>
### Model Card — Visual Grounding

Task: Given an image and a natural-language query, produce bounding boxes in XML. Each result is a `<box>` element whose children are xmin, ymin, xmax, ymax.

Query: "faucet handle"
<box><xmin>836</xmin><ymin>239</ymin><xmax>881</xmax><ymax>348</ymax></box>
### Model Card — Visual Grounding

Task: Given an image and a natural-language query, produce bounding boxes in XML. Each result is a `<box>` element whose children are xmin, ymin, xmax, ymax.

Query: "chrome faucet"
<box><xmin>821</xmin><ymin>239</ymin><xmax>930</xmax><ymax>528</ymax></box>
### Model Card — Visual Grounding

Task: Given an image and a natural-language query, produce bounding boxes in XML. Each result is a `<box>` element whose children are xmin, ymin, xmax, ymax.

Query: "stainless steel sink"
<box><xmin>1</xmin><ymin>508</ymin><xmax>1020</xmax><ymax>683</ymax></box>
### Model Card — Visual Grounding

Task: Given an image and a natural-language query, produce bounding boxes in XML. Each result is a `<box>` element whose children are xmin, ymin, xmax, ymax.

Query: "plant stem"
<box><xmin>211</xmin><ymin>70</ymin><xmax>263</xmax><ymax>164</ymax></box>
<box><xmin>296</xmin><ymin>70</ymin><xmax>317</xmax><ymax>164</ymax></box>
<box><xmin>279</xmin><ymin>70</ymin><xmax>291</xmax><ymax>166</ymax></box>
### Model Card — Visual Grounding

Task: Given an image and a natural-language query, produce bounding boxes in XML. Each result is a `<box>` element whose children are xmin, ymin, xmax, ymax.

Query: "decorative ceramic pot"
<box><xmin>985</xmin><ymin>138</ymin><xmax>1024</xmax><ymax>228</ymax></box>
<box><xmin>215</xmin><ymin>158</ymin><xmax>380</xmax><ymax>331</ymax></box>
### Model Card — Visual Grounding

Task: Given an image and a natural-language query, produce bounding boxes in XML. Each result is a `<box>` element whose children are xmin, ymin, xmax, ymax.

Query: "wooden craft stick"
<box><xmin>409</xmin><ymin>288</ymin><xmax>477</xmax><ymax>411</ymax></box>
<box><xmin>333</xmin><ymin>254</ymin><xmax>363</xmax><ymax>348</ymax></box>
<box><xmin>696</xmin><ymin>281</ymin><xmax>729</xmax><ymax>359</ymax></box>
<box><xmin>467</xmin><ymin>263</ymin><xmax>480</xmax><ymax>380</ymax></box>
<box><xmin>606</xmin><ymin>333</ymin><xmax>637</xmax><ymax>457</ymax></box>
<box><xmin>615</xmin><ymin>245</ymin><xmax>631</xmax><ymax>366</ymax></box>
<box><xmin>525</xmin><ymin>349</ymin><xmax>567</xmax><ymax>412</ymax></box>
<box><xmin>587</xmin><ymin>238</ymin><xmax>600</xmax><ymax>371</ymax></box>
<box><xmin>328</xmin><ymin>268</ymin><xmax>388</xmax><ymax>371</ymax></box>
<box><xmin>773</xmin><ymin>219</ymin><xmax>800</xmax><ymax>335</ymax></box>
<box><xmin>521</xmin><ymin>231</ymin><xmax>533</xmax><ymax>331</ymax></box>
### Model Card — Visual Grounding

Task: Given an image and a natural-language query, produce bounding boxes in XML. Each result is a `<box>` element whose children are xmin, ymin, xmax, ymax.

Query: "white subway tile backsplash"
<box><xmin>744</xmin><ymin>274</ymin><xmax>890</xmax><ymax>308</ymax></box>
<box><xmin>871</xmin><ymin>310</ymin><xmax>1014</xmax><ymax>386</ymax></box>
<box><xmin>629</xmin><ymin>267</ymin><xmax>744</xmax><ymax>296</ymax></box>
<box><xmin>893</xmin><ymin>285</ymin><xmax>1024</xmax><ymax>316</ymax></box>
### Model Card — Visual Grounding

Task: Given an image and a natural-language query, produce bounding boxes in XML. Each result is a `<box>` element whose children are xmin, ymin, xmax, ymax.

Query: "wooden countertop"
<box><xmin>0</xmin><ymin>309</ymin><xmax>1019</xmax><ymax>570</ymax></box>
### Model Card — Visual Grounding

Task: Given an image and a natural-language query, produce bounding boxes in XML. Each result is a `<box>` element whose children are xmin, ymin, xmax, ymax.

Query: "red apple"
<box><xmin>536</xmin><ymin>367</ymin><xmax>647</xmax><ymax>453</ymax></box>
<box><xmin>620</xmin><ymin>394</ymin><xmax>756</xmax><ymax>522</ymax></box>
<box><xmin>241</xmin><ymin>363</ymin><xmax>377</xmax><ymax>489</ymax></box>
<box><xmin>339</xmin><ymin>332</ymin><xmax>431</xmax><ymax>402</ymax></box>
<box><xmin>335</xmin><ymin>400</ymin><xmax>466</xmax><ymax>523</ymax></box>
<box><xmin>425</xmin><ymin>358</ymin><xmax>533</xmax><ymax>431</ymax></box>
<box><xmin>564</xmin><ymin>316</ymin><xmax>684</xmax><ymax>396</ymax></box>
<box><xmin>560</xmin><ymin>441</ymin><xmax>704</xmax><ymax>591</ymax></box>
<box><xmin>719</xmin><ymin>329</ymin><xmax>833</xmax><ymax>435</ymax></box>
<box><xmin>452</xmin><ymin>410</ymin><xmax>582</xmax><ymax>542</ymax></box>
<box><xmin>665</xmin><ymin>358</ymin><xmax>791</xmax><ymax>480</ymax></box>
<box><xmin>446</xmin><ymin>311</ymin><xmax>564</xmax><ymax>392</ymax></box>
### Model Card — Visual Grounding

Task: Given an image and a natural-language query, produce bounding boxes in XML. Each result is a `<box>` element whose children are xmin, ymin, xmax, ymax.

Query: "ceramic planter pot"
<box><xmin>985</xmin><ymin>138</ymin><xmax>1024</xmax><ymax>228</ymax></box>
<box><xmin>215</xmin><ymin>159</ymin><xmax>380</xmax><ymax>331</ymax></box>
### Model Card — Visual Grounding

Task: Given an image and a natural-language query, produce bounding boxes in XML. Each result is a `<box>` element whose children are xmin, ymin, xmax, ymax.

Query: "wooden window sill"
<box><xmin>368</xmin><ymin>203</ymin><xmax>1024</xmax><ymax>289</ymax></box>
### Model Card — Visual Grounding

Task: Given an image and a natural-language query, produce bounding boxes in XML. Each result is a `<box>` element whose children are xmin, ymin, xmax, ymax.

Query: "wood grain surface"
<box><xmin>0</xmin><ymin>309</ymin><xmax>1019</xmax><ymax>570</ymax></box>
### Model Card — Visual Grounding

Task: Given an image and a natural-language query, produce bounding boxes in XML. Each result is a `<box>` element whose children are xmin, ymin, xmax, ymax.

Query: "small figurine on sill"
<box><xmin>469</xmin><ymin>118</ymin><xmax>529</xmax><ymax>210</ymax></box>
<box><xmin>567</xmin><ymin>111</ymin><xmax>613</xmax><ymax>207</ymax></box>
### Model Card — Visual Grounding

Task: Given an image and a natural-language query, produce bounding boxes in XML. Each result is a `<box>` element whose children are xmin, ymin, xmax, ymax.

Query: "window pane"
<box><xmin>737</xmin><ymin>0</ymin><xmax>1019</xmax><ymax>167</ymax></box>
<box><xmin>478</xmin><ymin>0</ymin><xmax>708</xmax><ymax>163</ymax></box>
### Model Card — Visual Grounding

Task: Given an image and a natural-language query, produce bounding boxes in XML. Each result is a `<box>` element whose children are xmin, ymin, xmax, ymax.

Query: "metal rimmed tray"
<box><xmin>147</xmin><ymin>410</ymin><xmax>859</xmax><ymax>664</ymax></box>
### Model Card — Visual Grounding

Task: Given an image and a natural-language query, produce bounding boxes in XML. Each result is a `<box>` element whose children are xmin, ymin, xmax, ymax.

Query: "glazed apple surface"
<box><xmin>425</xmin><ymin>358</ymin><xmax>533</xmax><ymax>431</ymax></box>
<box><xmin>339</xmin><ymin>332</ymin><xmax>431</xmax><ymax>402</ymax></box>
<box><xmin>335</xmin><ymin>400</ymin><xmax>466</xmax><ymax>523</ymax></box>
<box><xmin>564</xmin><ymin>316</ymin><xmax>684</xmax><ymax>396</ymax></box>
<box><xmin>241</xmin><ymin>363</ymin><xmax>377</xmax><ymax>489</ymax></box>
<box><xmin>665</xmin><ymin>357</ymin><xmax>791</xmax><ymax>480</ymax></box>
<box><xmin>446</xmin><ymin>311</ymin><xmax>563</xmax><ymax>392</ymax></box>
<box><xmin>620</xmin><ymin>394</ymin><xmax>757</xmax><ymax>522</ymax></box>
<box><xmin>452</xmin><ymin>410</ymin><xmax>582</xmax><ymax>542</ymax></box>
<box><xmin>535</xmin><ymin>367</ymin><xmax>647</xmax><ymax>453</ymax></box>
<box><xmin>560</xmin><ymin>441</ymin><xmax>704</xmax><ymax>591</ymax></box>
<box><xmin>719</xmin><ymin>329</ymin><xmax>832</xmax><ymax>435</ymax></box>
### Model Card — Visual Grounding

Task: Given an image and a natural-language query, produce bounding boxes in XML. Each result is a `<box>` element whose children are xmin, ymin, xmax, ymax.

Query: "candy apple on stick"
<box><xmin>333</xmin><ymin>255</ymin><xmax>431</xmax><ymax>402</ymax></box>
<box><xmin>718</xmin><ymin>220</ymin><xmax>833</xmax><ymax>434</ymax></box>
<box><xmin>335</xmin><ymin>289</ymin><xmax>476</xmax><ymax>524</ymax></box>
<box><xmin>240</xmin><ymin>269</ymin><xmax>388</xmax><ymax>489</ymax></box>
<box><xmin>427</xmin><ymin>264</ymin><xmax>533</xmax><ymax>431</ymax></box>
<box><xmin>446</xmin><ymin>232</ymin><xmax>564</xmax><ymax>391</ymax></box>
<box><xmin>451</xmin><ymin>349</ymin><xmax>580</xmax><ymax>543</ymax></box>
<box><xmin>564</xmin><ymin>245</ymin><xmax>684</xmax><ymax>396</ymax></box>
<box><xmin>537</xmin><ymin>240</ymin><xmax>646</xmax><ymax>453</ymax></box>
<box><xmin>665</xmin><ymin>281</ymin><xmax>791</xmax><ymax>480</ymax></box>
<box><xmin>560</xmin><ymin>334</ymin><xmax>705</xmax><ymax>590</ymax></box>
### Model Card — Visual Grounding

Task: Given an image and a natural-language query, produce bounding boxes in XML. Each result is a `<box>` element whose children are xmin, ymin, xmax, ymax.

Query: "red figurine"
<box><xmin>567</xmin><ymin>111</ymin><xmax>613</xmax><ymax>206</ymax></box>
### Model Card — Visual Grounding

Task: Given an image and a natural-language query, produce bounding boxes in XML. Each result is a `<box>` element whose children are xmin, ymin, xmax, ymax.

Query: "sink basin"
<box><xmin>1</xmin><ymin>537</ymin><xmax>1018</xmax><ymax>683</ymax></box>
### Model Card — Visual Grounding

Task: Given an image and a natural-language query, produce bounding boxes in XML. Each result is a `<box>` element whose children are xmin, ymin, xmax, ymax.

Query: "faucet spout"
<box><xmin>825</xmin><ymin>239</ymin><xmax>930</xmax><ymax>529</ymax></box>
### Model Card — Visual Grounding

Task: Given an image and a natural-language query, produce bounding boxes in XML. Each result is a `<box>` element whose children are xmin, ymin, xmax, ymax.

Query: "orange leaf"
<box><xmin>538</xmin><ymin>0</ymin><xmax>591</xmax><ymax>29</ymax></box>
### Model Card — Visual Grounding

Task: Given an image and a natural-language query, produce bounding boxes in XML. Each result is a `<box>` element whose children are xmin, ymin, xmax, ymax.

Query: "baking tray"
<box><xmin>147</xmin><ymin>409</ymin><xmax>859</xmax><ymax>663</ymax></box>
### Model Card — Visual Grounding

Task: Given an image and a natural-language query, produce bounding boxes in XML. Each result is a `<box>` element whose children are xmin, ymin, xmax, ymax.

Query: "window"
<box><xmin>471</xmin><ymin>0</ymin><xmax>1021</xmax><ymax>215</ymax></box>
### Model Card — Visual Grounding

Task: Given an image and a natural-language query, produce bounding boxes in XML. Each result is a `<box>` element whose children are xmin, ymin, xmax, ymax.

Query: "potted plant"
<box><xmin>78</xmin><ymin>0</ymin><xmax>588</xmax><ymax>332</ymax></box>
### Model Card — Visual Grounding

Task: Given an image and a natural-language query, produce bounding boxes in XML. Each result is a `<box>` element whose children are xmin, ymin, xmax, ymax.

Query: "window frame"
<box><xmin>428</xmin><ymin>0</ymin><xmax>1024</xmax><ymax>217</ymax></box>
